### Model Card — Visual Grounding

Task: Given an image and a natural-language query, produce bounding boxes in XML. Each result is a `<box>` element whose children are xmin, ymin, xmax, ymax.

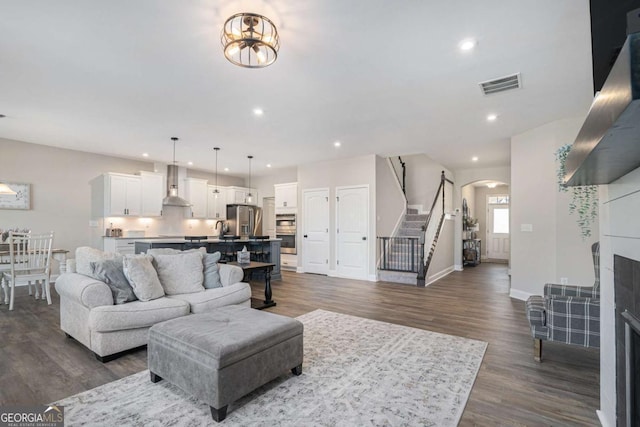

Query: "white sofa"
<box><xmin>55</xmin><ymin>254</ymin><xmax>251</xmax><ymax>362</ymax></box>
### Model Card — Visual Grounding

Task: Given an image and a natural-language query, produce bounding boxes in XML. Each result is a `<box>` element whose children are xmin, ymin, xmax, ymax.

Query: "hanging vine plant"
<box><xmin>555</xmin><ymin>144</ymin><xmax>598</xmax><ymax>239</ymax></box>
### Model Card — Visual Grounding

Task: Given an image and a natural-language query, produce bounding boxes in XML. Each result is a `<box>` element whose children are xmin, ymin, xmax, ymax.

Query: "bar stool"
<box><xmin>249</xmin><ymin>236</ymin><xmax>270</xmax><ymax>262</ymax></box>
<box><xmin>220</xmin><ymin>235</ymin><xmax>239</xmax><ymax>262</ymax></box>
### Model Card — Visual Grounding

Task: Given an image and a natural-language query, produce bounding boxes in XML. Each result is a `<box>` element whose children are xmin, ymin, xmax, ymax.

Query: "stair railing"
<box><xmin>417</xmin><ymin>171</ymin><xmax>453</xmax><ymax>286</ymax></box>
<box><xmin>377</xmin><ymin>236</ymin><xmax>420</xmax><ymax>273</ymax></box>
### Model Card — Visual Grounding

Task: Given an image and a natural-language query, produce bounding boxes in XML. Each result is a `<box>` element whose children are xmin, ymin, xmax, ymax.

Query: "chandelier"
<box><xmin>221</xmin><ymin>13</ymin><xmax>279</xmax><ymax>68</ymax></box>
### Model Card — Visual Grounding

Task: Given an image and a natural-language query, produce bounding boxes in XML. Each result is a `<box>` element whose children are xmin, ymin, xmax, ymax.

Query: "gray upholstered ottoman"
<box><xmin>147</xmin><ymin>305</ymin><xmax>303</xmax><ymax>422</ymax></box>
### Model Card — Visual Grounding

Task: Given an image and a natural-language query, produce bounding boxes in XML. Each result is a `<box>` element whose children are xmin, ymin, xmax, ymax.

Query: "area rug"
<box><xmin>54</xmin><ymin>309</ymin><xmax>487</xmax><ymax>426</ymax></box>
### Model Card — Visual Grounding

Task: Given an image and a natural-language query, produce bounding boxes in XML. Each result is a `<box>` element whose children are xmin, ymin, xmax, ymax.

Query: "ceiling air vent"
<box><xmin>479</xmin><ymin>73</ymin><xmax>521</xmax><ymax>95</ymax></box>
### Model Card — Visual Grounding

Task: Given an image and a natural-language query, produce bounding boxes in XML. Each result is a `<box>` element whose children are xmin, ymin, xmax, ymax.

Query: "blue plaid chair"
<box><xmin>525</xmin><ymin>242</ymin><xmax>600</xmax><ymax>362</ymax></box>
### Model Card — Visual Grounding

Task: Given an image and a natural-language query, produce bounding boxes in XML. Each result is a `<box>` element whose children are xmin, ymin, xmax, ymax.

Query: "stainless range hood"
<box><xmin>564</xmin><ymin>9</ymin><xmax>640</xmax><ymax>186</ymax></box>
<box><xmin>162</xmin><ymin>164</ymin><xmax>191</xmax><ymax>207</ymax></box>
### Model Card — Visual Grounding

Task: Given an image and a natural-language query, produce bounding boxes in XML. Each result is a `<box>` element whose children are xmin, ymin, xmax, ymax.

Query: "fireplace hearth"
<box><xmin>614</xmin><ymin>255</ymin><xmax>640</xmax><ymax>426</ymax></box>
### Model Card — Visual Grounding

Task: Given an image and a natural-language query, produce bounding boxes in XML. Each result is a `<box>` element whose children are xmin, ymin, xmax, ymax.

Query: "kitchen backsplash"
<box><xmin>103</xmin><ymin>205</ymin><xmax>224</xmax><ymax>238</ymax></box>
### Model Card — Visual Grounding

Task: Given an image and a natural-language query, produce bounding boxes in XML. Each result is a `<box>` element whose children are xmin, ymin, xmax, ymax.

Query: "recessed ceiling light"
<box><xmin>266</xmin><ymin>164</ymin><xmax>272</xmax><ymax>168</ymax></box>
<box><xmin>472</xmin><ymin>156</ymin><xmax>479</xmax><ymax>162</ymax></box>
<box><xmin>188</xmin><ymin>161</ymin><xmax>193</xmax><ymax>166</ymax></box>
<box><xmin>459</xmin><ymin>38</ymin><xmax>477</xmax><ymax>51</ymax></box>
<box><xmin>334</xmin><ymin>141</ymin><xmax>341</xmax><ymax>147</ymax></box>
<box><xmin>253</xmin><ymin>108</ymin><xmax>264</xmax><ymax>116</ymax></box>
<box><xmin>142</xmin><ymin>153</ymin><xmax>149</xmax><ymax>157</ymax></box>
<box><xmin>487</xmin><ymin>114</ymin><xmax>498</xmax><ymax>122</ymax></box>
<box><xmin>224</xmin><ymin>167</ymin><xmax>229</xmax><ymax>172</ymax></box>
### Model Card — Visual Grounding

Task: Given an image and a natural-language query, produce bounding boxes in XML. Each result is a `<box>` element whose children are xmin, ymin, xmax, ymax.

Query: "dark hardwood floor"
<box><xmin>0</xmin><ymin>263</ymin><xmax>599</xmax><ymax>426</ymax></box>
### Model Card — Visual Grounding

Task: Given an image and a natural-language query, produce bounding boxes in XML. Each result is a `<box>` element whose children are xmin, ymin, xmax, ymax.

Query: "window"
<box><xmin>493</xmin><ymin>208</ymin><xmax>509</xmax><ymax>234</ymax></box>
<box><xmin>488</xmin><ymin>195</ymin><xmax>509</xmax><ymax>205</ymax></box>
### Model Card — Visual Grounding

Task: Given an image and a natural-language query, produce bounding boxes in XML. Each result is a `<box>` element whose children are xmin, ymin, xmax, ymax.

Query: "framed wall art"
<box><xmin>0</xmin><ymin>182</ymin><xmax>31</xmax><ymax>210</ymax></box>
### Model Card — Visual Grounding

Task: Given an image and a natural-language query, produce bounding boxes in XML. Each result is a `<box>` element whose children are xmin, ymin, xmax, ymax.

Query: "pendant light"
<box><xmin>246</xmin><ymin>155</ymin><xmax>253</xmax><ymax>204</ymax></box>
<box><xmin>0</xmin><ymin>183</ymin><xmax>16</xmax><ymax>195</ymax></box>
<box><xmin>213</xmin><ymin>147</ymin><xmax>220</xmax><ymax>199</ymax></box>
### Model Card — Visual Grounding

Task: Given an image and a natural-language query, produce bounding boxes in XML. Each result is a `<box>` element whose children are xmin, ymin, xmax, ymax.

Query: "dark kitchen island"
<box><xmin>134</xmin><ymin>237</ymin><xmax>282</xmax><ymax>280</ymax></box>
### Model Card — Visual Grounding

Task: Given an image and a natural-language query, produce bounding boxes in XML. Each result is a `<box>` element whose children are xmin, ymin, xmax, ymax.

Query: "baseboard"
<box><xmin>509</xmin><ymin>288</ymin><xmax>533</xmax><ymax>301</ymax></box>
<box><xmin>328</xmin><ymin>269</ymin><xmax>338</xmax><ymax>277</ymax></box>
<box><xmin>596</xmin><ymin>410</ymin><xmax>612</xmax><ymax>427</ymax></box>
<box><xmin>426</xmin><ymin>266</ymin><xmax>454</xmax><ymax>286</ymax></box>
<box><xmin>296</xmin><ymin>267</ymin><xmax>304</xmax><ymax>273</ymax></box>
<box><xmin>368</xmin><ymin>274</ymin><xmax>378</xmax><ymax>282</ymax></box>
<box><xmin>454</xmin><ymin>264</ymin><xmax>464</xmax><ymax>271</ymax></box>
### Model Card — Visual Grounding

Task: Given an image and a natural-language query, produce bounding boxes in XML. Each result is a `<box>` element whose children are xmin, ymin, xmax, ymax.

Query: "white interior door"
<box><xmin>487</xmin><ymin>203</ymin><xmax>510</xmax><ymax>260</ymax></box>
<box><xmin>336</xmin><ymin>186</ymin><xmax>369</xmax><ymax>280</ymax></box>
<box><xmin>302</xmin><ymin>189</ymin><xmax>329</xmax><ymax>275</ymax></box>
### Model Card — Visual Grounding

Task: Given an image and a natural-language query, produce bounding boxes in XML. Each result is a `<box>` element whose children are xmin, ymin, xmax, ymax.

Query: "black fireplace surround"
<box><xmin>614</xmin><ymin>255</ymin><xmax>640</xmax><ymax>426</ymax></box>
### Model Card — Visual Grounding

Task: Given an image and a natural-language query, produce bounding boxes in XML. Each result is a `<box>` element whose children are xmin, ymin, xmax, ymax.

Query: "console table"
<box><xmin>463</xmin><ymin>239</ymin><xmax>481</xmax><ymax>267</ymax></box>
<box><xmin>228</xmin><ymin>261</ymin><xmax>276</xmax><ymax>310</ymax></box>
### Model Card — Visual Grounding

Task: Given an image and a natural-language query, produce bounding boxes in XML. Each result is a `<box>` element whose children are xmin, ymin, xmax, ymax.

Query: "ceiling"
<box><xmin>0</xmin><ymin>1</ymin><xmax>595</xmax><ymax>178</ymax></box>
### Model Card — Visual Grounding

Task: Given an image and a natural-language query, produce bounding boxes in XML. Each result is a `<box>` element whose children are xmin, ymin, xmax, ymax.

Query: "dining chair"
<box><xmin>2</xmin><ymin>231</ymin><xmax>54</xmax><ymax>311</ymax></box>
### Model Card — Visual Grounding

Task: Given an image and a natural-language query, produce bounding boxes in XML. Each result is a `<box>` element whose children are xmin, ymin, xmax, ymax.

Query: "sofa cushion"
<box><xmin>76</xmin><ymin>247</ymin><xmax>121</xmax><ymax>277</ymax></box>
<box><xmin>89</xmin><ymin>258</ymin><xmax>137</xmax><ymax>304</ymax></box>
<box><xmin>123</xmin><ymin>254</ymin><xmax>165</xmax><ymax>301</ymax></box>
<box><xmin>152</xmin><ymin>252</ymin><xmax>205</xmax><ymax>295</ymax></box>
<box><xmin>89</xmin><ymin>297</ymin><xmax>189</xmax><ymax>332</ymax></box>
<box><xmin>146</xmin><ymin>247</ymin><xmax>206</xmax><ymax>256</ymax></box>
<box><xmin>203</xmin><ymin>251</ymin><xmax>223</xmax><ymax>289</ymax></box>
<box><xmin>167</xmin><ymin>282</ymin><xmax>251</xmax><ymax>314</ymax></box>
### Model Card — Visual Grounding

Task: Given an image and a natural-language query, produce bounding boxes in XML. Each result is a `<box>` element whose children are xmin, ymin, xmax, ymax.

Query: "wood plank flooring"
<box><xmin>0</xmin><ymin>263</ymin><xmax>599</xmax><ymax>426</ymax></box>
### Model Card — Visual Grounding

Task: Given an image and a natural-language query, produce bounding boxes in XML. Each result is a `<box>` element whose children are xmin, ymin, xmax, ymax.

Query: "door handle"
<box><xmin>362</xmin><ymin>237</ymin><xmax>367</xmax><ymax>241</ymax></box>
<box><xmin>303</xmin><ymin>235</ymin><xmax>308</xmax><ymax>238</ymax></box>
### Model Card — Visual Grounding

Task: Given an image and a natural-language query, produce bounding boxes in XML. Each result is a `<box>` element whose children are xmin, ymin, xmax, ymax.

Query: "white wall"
<box><xmin>427</xmin><ymin>218</ymin><xmax>455</xmax><ymax>284</ymax></box>
<box><xmin>400</xmin><ymin>154</ymin><xmax>452</xmax><ymax>210</ymax></box>
<box><xmin>297</xmin><ymin>154</ymin><xmax>377</xmax><ymax>278</ymax></box>
<box><xmin>375</xmin><ymin>156</ymin><xmax>405</xmax><ymax>238</ymax></box>
<box><xmin>252</xmin><ymin>167</ymin><xmax>298</xmax><ymax>207</ymax></box>
<box><xmin>598</xmin><ymin>166</ymin><xmax>640</xmax><ymax>427</ymax></box>
<box><xmin>509</xmin><ymin>118</ymin><xmax>598</xmax><ymax>300</ymax></box>
<box><xmin>453</xmin><ymin>166</ymin><xmax>510</xmax><ymax>269</ymax></box>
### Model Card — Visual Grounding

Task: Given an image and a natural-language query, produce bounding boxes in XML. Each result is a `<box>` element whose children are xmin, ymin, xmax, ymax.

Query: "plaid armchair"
<box><xmin>525</xmin><ymin>242</ymin><xmax>600</xmax><ymax>362</ymax></box>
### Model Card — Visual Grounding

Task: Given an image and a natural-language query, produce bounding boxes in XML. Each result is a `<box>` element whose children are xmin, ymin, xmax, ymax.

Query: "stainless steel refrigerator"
<box><xmin>226</xmin><ymin>204</ymin><xmax>262</xmax><ymax>238</ymax></box>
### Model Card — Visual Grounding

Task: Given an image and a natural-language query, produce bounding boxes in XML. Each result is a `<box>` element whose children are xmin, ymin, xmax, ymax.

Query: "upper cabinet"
<box><xmin>226</xmin><ymin>186</ymin><xmax>258</xmax><ymax>205</ymax></box>
<box><xmin>275</xmin><ymin>182</ymin><xmax>298</xmax><ymax>212</ymax></box>
<box><xmin>207</xmin><ymin>185</ymin><xmax>227</xmax><ymax>220</ymax></box>
<box><xmin>183</xmin><ymin>178</ymin><xmax>208</xmax><ymax>218</ymax></box>
<box><xmin>140</xmin><ymin>171</ymin><xmax>164</xmax><ymax>217</ymax></box>
<box><xmin>91</xmin><ymin>173</ymin><xmax>142</xmax><ymax>217</ymax></box>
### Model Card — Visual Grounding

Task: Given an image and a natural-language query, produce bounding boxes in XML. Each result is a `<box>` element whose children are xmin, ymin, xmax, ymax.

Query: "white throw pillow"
<box><xmin>152</xmin><ymin>252</ymin><xmax>205</xmax><ymax>295</ymax></box>
<box><xmin>76</xmin><ymin>246</ymin><xmax>121</xmax><ymax>277</ymax></box>
<box><xmin>122</xmin><ymin>254</ymin><xmax>165</xmax><ymax>301</ymax></box>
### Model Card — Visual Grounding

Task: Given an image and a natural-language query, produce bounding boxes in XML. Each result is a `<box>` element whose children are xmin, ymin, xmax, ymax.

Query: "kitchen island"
<box><xmin>134</xmin><ymin>237</ymin><xmax>282</xmax><ymax>280</ymax></box>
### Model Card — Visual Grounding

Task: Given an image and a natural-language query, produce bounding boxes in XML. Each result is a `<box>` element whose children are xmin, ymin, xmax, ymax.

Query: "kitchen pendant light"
<box><xmin>0</xmin><ymin>183</ymin><xmax>16</xmax><ymax>195</ymax></box>
<box><xmin>213</xmin><ymin>147</ymin><xmax>220</xmax><ymax>199</ymax></box>
<box><xmin>246</xmin><ymin>155</ymin><xmax>253</xmax><ymax>204</ymax></box>
<box><xmin>162</xmin><ymin>137</ymin><xmax>191</xmax><ymax>207</ymax></box>
<box><xmin>221</xmin><ymin>13</ymin><xmax>279</xmax><ymax>68</ymax></box>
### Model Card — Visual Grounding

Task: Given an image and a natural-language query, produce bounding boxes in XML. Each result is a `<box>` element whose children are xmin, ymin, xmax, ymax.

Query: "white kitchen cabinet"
<box><xmin>275</xmin><ymin>182</ymin><xmax>298</xmax><ymax>212</ymax></box>
<box><xmin>226</xmin><ymin>186</ymin><xmax>258</xmax><ymax>205</ymax></box>
<box><xmin>140</xmin><ymin>171</ymin><xmax>164</xmax><ymax>217</ymax></box>
<box><xmin>103</xmin><ymin>237</ymin><xmax>137</xmax><ymax>255</ymax></box>
<box><xmin>91</xmin><ymin>173</ymin><xmax>142</xmax><ymax>217</ymax></box>
<box><xmin>207</xmin><ymin>185</ymin><xmax>227</xmax><ymax>220</ymax></box>
<box><xmin>184</xmin><ymin>178</ymin><xmax>208</xmax><ymax>218</ymax></box>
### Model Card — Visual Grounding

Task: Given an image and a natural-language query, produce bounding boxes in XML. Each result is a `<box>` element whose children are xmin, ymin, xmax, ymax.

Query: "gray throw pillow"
<box><xmin>203</xmin><ymin>251</ymin><xmax>223</xmax><ymax>289</ymax></box>
<box><xmin>123</xmin><ymin>254</ymin><xmax>165</xmax><ymax>301</ymax></box>
<box><xmin>152</xmin><ymin>252</ymin><xmax>205</xmax><ymax>295</ymax></box>
<box><xmin>89</xmin><ymin>259</ymin><xmax>137</xmax><ymax>305</ymax></box>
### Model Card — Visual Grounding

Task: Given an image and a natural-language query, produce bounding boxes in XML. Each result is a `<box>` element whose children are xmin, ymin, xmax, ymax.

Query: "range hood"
<box><xmin>564</xmin><ymin>9</ymin><xmax>640</xmax><ymax>186</ymax></box>
<box><xmin>162</xmin><ymin>164</ymin><xmax>191</xmax><ymax>207</ymax></box>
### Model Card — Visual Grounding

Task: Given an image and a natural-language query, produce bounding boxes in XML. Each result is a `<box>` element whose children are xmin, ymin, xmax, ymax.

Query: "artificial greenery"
<box><xmin>555</xmin><ymin>144</ymin><xmax>598</xmax><ymax>239</ymax></box>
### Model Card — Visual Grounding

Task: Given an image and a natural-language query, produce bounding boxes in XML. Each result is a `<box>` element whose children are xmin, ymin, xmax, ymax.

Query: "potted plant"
<box><xmin>555</xmin><ymin>144</ymin><xmax>598</xmax><ymax>239</ymax></box>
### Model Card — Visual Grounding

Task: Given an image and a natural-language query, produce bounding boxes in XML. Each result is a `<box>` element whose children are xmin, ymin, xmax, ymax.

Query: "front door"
<box><xmin>487</xmin><ymin>196</ymin><xmax>510</xmax><ymax>260</ymax></box>
<box><xmin>336</xmin><ymin>186</ymin><xmax>369</xmax><ymax>280</ymax></box>
<box><xmin>302</xmin><ymin>189</ymin><xmax>329</xmax><ymax>275</ymax></box>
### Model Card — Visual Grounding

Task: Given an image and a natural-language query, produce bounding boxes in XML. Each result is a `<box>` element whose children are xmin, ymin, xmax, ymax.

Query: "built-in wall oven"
<box><xmin>276</xmin><ymin>214</ymin><xmax>296</xmax><ymax>254</ymax></box>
